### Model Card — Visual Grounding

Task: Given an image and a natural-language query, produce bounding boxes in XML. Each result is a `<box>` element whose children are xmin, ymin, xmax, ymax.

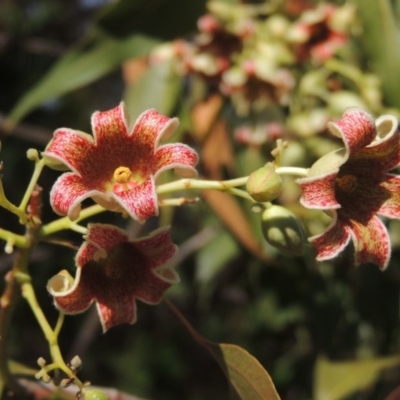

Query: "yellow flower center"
<box><xmin>336</xmin><ymin>174</ymin><xmax>357</xmax><ymax>193</ymax></box>
<box><xmin>113</xmin><ymin>166</ymin><xmax>132</xmax><ymax>183</ymax></box>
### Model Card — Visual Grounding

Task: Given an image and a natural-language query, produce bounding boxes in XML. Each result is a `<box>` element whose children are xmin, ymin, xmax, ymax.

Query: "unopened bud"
<box><xmin>246</xmin><ymin>163</ymin><xmax>282</xmax><ymax>202</ymax></box>
<box><xmin>70</xmin><ymin>355</ymin><xmax>82</xmax><ymax>369</ymax></box>
<box><xmin>27</xmin><ymin>148</ymin><xmax>40</xmax><ymax>161</ymax></box>
<box><xmin>261</xmin><ymin>205</ymin><xmax>305</xmax><ymax>256</ymax></box>
<box><xmin>42</xmin><ymin>373</ymin><xmax>51</xmax><ymax>383</ymax></box>
<box><xmin>37</xmin><ymin>357</ymin><xmax>46</xmax><ymax>367</ymax></box>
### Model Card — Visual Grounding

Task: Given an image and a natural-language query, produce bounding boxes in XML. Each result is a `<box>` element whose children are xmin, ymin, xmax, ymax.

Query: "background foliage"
<box><xmin>2</xmin><ymin>0</ymin><xmax>400</xmax><ymax>399</ymax></box>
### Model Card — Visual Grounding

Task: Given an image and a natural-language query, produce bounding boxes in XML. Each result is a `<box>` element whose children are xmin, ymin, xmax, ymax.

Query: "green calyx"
<box><xmin>246</xmin><ymin>163</ymin><xmax>283</xmax><ymax>202</ymax></box>
<box><xmin>261</xmin><ymin>205</ymin><xmax>305</xmax><ymax>256</ymax></box>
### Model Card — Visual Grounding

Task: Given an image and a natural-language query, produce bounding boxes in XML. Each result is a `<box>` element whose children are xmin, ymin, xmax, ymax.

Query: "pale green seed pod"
<box><xmin>246</xmin><ymin>163</ymin><xmax>282</xmax><ymax>203</ymax></box>
<box><xmin>261</xmin><ymin>205</ymin><xmax>305</xmax><ymax>256</ymax></box>
<box><xmin>84</xmin><ymin>389</ymin><xmax>109</xmax><ymax>400</ymax></box>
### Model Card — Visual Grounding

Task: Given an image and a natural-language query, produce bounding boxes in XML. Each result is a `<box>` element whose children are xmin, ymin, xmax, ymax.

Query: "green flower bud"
<box><xmin>246</xmin><ymin>163</ymin><xmax>282</xmax><ymax>202</ymax></box>
<box><xmin>26</xmin><ymin>148</ymin><xmax>40</xmax><ymax>161</ymax></box>
<box><xmin>261</xmin><ymin>205</ymin><xmax>305</xmax><ymax>256</ymax></box>
<box><xmin>84</xmin><ymin>389</ymin><xmax>109</xmax><ymax>400</ymax></box>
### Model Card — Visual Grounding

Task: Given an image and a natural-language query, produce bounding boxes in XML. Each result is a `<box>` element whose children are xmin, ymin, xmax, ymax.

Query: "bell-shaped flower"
<box><xmin>47</xmin><ymin>224</ymin><xmax>179</xmax><ymax>331</ymax></box>
<box><xmin>297</xmin><ymin>108</ymin><xmax>400</xmax><ymax>269</ymax></box>
<box><xmin>43</xmin><ymin>104</ymin><xmax>198</xmax><ymax>222</ymax></box>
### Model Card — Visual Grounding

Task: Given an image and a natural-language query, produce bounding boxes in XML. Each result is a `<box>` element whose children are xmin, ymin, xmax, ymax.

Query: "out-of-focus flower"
<box><xmin>221</xmin><ymin>60</ymin><xmax>295</xmax><ymax>115</ymax></box>
<box><xmin>47</xmin><ymin>224</ymin><xmax>178</xmax><ymax>331</ymax></box>
<box><xmin>297</xmin><ymin>108</ymin><xmax>400</xmax><ymax>269</ymax></box>
<box><xmin>234</xmin><ymin>121</ymin><xmax>284</xmax><ymax>145</ymax></box>
<box><xmin>43</xmin><ymin>104</ymin><xmax>198</xmax><ymax>222</ymax></box>
<box><xmin>287</xmin><ymin>4</ymin><xmax>352</xmax><ymax>62</ymax></box>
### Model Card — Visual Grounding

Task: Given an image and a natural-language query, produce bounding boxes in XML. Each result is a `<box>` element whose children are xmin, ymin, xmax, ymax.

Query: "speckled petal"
<box><xmin>43</xmin><ymin>128</ymin><xmax>94</xmax><ymax>173</ymax></box>
<box><xmin>378</xmin><ymin>174</ymin><xmax>400</xmax><ymax>218</ymax></box>
<box><xmin>349</xmin><ymin>216</ymin><xmax>391</xmax><ymax>270</ymax></box>
<box><xmin>328</xmin><ymin>108</ymin><xmax>376</xmax><ymax>156</ymax></box>
<box><xmin>50</xmin><ymin>173</ymin><xmax>100</xmax><ymax>220</ymax></box>
<box><xmin>298</xmin><ymin>171</ymin><xmax>340</xmax><ymax>209</ymax></box>
<box><xmin>76</xmin><ymin>224</ymin><xmax>128</xmax><ymax>268</ymax></box>
<box><xmin>112</xmin><ymin>178</ymin><xmax>158</xmax><ymax>222</ymax></box>
<box><xmin>96</xmin><ymin>295</ymin><xmax>137</xmax><ymax>332</ymax></box>
<box><xmin>133</xmin><ymin>273</ymin><xmax>172</xmax><ymax>305</ymax></box>
<box><xmin>49</xmin><ymin>269</ymin><xmax>93</xmax><ymax>315</ymax></box>
<box><xmin>154</xmin><ymin>144</ymin><xmax>199</xmax><ymax>178</ymax></box>
<box><xmin>91</xmin><ymin>103</ymin><xmax>129</xmax><ymax>144</ymax></box>
<box><xmin>135</xmin><ymin>226</ymin><xmax>178</xmax><ymax>266</ymax></box>
<box><xmin>309</xmin><ymin>214</ymin><xmax>352</xmax><ymax>261</ymax></box>
<box><xmin>130</xmin><ymin>109</ymin><xmax>179</xmax><ymax>151</ymax></box>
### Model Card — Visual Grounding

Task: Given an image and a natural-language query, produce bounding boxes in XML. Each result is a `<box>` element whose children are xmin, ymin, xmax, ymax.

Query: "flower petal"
<box><xmin>154</xmin><ymin>143</ymin><xmax>199</xmax><ymax>178</ymax></box>
<box><xmin>50</xmin><ymin>173</ymin><xmax>103</xmax><ymax>220</ymax></box>
<box><xmin>48</xmin><ymin>269</ymin><xmax>93</xmax><ymax>315</ymax></box>
<box><xmin>96</xmin><ymin>295</ymin><xmax>137</xmax><ymax>332</ymax></box>
<box><xmin>76</xmin><ymin>224</ymin><xmax>128</xmax><ymax>268</ymax></box>
<box><xmin>328</xmin><ymin>108</ymin><xmax>376</xmax><ymax>156</ymax></box>
<box><xmin>130</xmin><ymin>109</ymin><xmax>179</xmax><ymax>151</ymax></box>
<box><xmin>91</xmin><ymin>103</ymin><xmax>129</xmax><ymax>145</ymax></box>
<box><xmin>298</xmin><ymin>170</ymin><xmax>340</xmax><ymax>209</ymax></box>
<box><xmin>378</xmin><ymin>174</ymin><xmax>400</xmax><ymax>218</ymax></box>
<box><xmin>112</xmin><ymin>178</ymin><xmax>158</xmax><ymax>222</ymax></box>
<box><xmin>347</xmin><ymin>115</ymin><xmax>400</xmax><ymax>173</ymax></box>
<box><xmin>349</xmin><ymin>216</ymin><xmax>391</xmax><ymax>270</ymax></box>
<box><xmin>134</xmin><ymin>226</ymin><xmax>178</xmax><ymax>266</ymax></box>
<box><xmin>309</xmin><ymin>213</ymin><xmax>352</xmax><ymax>261</ymax></box>
<box><xmin>43</xmin><ymin>128</ymin><xmax>94</xmax><ymax>174</ymax></box>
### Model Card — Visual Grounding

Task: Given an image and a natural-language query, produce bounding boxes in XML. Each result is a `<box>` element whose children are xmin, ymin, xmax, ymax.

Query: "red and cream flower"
<box><xmin>297</xmin><ymin>108</ymin><xmax>400</xmax><ymax>269</ymax></box>
<box><xmin>43</xmin><ymin>104</ymin><xmax>198</xmax><ymax>222</ymax></box>
<box><xmin>47</xmin><ymin>224</ymin><xmax>179</xmax><ymax>331</ymax></box>
<box><xmin>286</xmin><ymin>3</ymin><xmax>352</xmax><ymax>62</ymax></box>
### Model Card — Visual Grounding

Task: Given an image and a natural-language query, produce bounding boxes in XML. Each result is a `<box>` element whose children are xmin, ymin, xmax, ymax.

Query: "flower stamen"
<box><xmin>113</xmin><ymin>166</ymin><xmax>132</xmax><ymax>183</ymax></box>
<box><xmin>336</xmin><ymin>174</ymin><xmax>357</xmax><ymax>193</ymax></box>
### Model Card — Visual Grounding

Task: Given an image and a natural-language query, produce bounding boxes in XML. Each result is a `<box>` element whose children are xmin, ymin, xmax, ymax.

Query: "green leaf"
<box><xmin>5</xmin><ymin>34</ymin><xmax>160</xmax><ymax>129</ymax></box>
<box><xmin>314</xmin><ymin>355</ymin><xmax>400</xmax><ymax>400</ymax></box>
<box><xmin>123</xmin><ymin>60</ymin><xmax>182</xmax><ymax>123</ymax></box>
<box><xmin>206</xmin><ymin>342</ymin><xmax>281</xmax><ymax>400</ymax></box>
<box><xmin>355</xmin><ymin>0</ymin><xmax>400</xmax><ymax>108</ymax></box>
<box><xmin>165</xmin><ymin>298</ymin><xmax>281</xmax><ymax>400</ymax></box>
<box><xmin>96</xmin><ymin>0</ymin><xmax>207</xmax><ymax>39</ymax></box>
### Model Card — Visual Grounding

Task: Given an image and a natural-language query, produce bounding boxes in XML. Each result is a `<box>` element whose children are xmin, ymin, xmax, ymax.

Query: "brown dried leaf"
<box><xmin>191</xmin><ymin>94</ymin><xmax>224</xmax><ymax>141</ymax></box>
<box><xmin>203</xmin><ymin>190</ymin><xmax>267</xmax><ymax>260</ymax></box>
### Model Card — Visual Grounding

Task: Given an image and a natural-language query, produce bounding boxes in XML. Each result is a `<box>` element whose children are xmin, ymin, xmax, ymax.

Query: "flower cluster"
<box><xmin>44</xmin><ymin>104</ymin><xmax>198</xmax><ymax>330</ymax></box>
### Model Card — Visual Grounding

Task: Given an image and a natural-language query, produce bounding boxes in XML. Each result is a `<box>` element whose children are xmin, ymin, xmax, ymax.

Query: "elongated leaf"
<box><xmin>5</xmin><ymin>34</ymin><xmax>160</xmax><ymax>129</ymax></box>
<box><xmin>123</xmin><ymin>60</ymin><xmax>182</xmax><ymax>122</ymax></box>
<box><xmin>164</xmin><ymin>298</ymin><xmax>281</xmax><ymax>400</ymax></box>
<box><xmin>314</xmin><ymin>355</ymin><xmax>400</xmax><ymax>400</ymax></box>
<box><xmin>206</xmin><ymin>342</ymin><xmax>281</xmax><ymax>400</ymax></box>
<box><xmin>355</xmin><ymin>0</ymin><xmax>400</xmax><ymax>108</ymax></box>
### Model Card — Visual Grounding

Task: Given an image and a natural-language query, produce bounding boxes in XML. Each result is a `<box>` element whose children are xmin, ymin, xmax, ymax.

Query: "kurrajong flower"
<box><xmin>47</xmin><ymin>224</ymin><xmax>179</xmax><ymax>331</ymax></box>
<box><xmin>297</xmin><ymin>108</ymin><xmax>400</xmax><ymax>269</ymax></box>
<box><xmin>43</xmin><ymin>104</ymin><xmax>198</xmax><ymax>222</ymax></box>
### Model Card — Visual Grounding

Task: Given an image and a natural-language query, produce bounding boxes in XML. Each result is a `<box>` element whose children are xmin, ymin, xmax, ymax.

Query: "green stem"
<box><xmin>0</xmin><ymin>228</ymin><xmax>29</xmax><ymax>249</ymax></box>
<box><xmin>0</xmin><ymin>179</ymin><xmax>28</xmax><ymax>224</ymax></box>
<box><xmin>18</xmin><ymin>158</ymin><xmax>46</xmax><ymax>213</ymax></box>
<box><xmin>275</xmin><ymin>166</ymin><xmax>309</xmax><ymax>177</ymax></box>
<box><xmin>20</xmin><ymin>279</ymin><xmax>84</xmax><ymax>389</ymax></box>
<box><xmin>39</xmin><ymin>204</ymin><xmax>105</xmax><ymax>237</ymax></box>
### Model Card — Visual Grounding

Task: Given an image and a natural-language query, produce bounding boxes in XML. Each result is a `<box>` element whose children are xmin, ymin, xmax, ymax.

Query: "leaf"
<box><xmin>96</xmin><ymin>0</ymin><xmax>207</xmax><ymax>40</ymax></box>
<box><xmin>164</xmin><ymin>298</ymin><xmax>281</xmax><ymax>400</ymax></box>
<box><xmin>314</xmin><ymin>355</ymin><xmax>400</xmax><ymax>400</ymax></box>
<box><xmin>355</xmin><ymin>0</ymin><xmax>400</xmax><ymax>108</ymax></box>
<box><xmin>4</xmin><ymin>34</ymin><xmax>160</xmax><ymax>129</ymax></box>
<box><xmin>123</xmin><ymin>60</ymin><xmax>182</xmax><ymax>122</ymax></box>
<box><xmin>206</xmin><ymin>342</ymin><xmax>281</xmax><ymax>400</ymax></box>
